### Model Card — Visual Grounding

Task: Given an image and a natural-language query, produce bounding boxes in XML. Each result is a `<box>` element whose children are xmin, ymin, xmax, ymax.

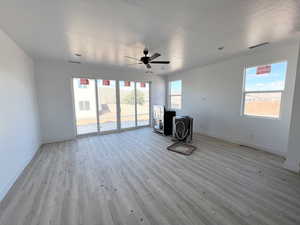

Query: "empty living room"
<box><xmin>1</xmin><ymin>0</ymin><xmax>300</xmax><ymax>225</ymax></box>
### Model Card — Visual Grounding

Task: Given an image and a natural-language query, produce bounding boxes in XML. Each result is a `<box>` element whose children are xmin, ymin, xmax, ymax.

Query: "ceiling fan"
<box><xmin>125</xmin><ymin>48</ymin><xmax>170</xmax><ymax>69</ymax></box>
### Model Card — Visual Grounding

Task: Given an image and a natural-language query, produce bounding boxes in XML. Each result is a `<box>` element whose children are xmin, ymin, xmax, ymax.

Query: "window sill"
<box><xmin>242</xmin><ymin>114</ymin><xmax>281</xmax><ymax>120</ymax></box>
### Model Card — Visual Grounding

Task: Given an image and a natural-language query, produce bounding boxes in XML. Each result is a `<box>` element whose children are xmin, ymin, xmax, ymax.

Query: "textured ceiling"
<box><xmin>0</xmin><ymin>0</ymin><xmax>300</xmax><ymax>75</ymax></box>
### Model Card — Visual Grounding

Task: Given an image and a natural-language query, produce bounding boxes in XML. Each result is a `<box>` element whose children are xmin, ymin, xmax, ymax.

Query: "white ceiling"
<box><xmin>0</xmin><ymin>0</ymin><xmax>300</xmax><ymax>75</ymax></box>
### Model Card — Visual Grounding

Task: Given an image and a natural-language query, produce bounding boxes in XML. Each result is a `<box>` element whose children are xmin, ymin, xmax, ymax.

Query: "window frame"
<box><xmin>241</xmin><ymin>61</ymin><xmax>287</xmax><ymax>120</ymax></box>
<box><xmin>168</xmin><ymin>80</ymin><xmax>182</xmax><ymax>110</ymax></box>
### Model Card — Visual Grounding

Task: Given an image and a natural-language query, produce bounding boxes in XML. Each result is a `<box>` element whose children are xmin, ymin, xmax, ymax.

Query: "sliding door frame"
<box><xmin>135</xmin><ymin>81</ymin><xmax>151</xmax><ymax>128</ymax></box>
<box><xmin>94</xmin><ymin>81</ymin><xmax>101</xmax><ymax>132</ymax></box>
<box><xmin>116</xmin><ymin>81</ymin><xmax>121</xmax><ymax>131</ymax></box>
<box><xmin>134</xmin><ymin>82</ymin><xmax>138</xmax><ymax>127</ymax></box>
<box><xmin>72</xmin><ymin>76</ymin><xmax>151</xmax><ymax>137</ymax></box>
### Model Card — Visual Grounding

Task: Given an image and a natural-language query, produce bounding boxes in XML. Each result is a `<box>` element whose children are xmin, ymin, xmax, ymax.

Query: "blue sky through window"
<box><xmin>244</xmin><ymin>61</ymin><xmax>287</xmax><ymax>91</ymax></box>
<box><xmin>170</xmin><ymin>80</ymin><xmax>182</xmax><ymax>95</ymax></box>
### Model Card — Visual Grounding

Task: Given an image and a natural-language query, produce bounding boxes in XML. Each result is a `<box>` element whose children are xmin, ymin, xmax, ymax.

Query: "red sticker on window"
<box><xmin>80</xmin><ymin>78</ymin><xmax>89</xmax><ymax>85</ymax></box>
<box><xmin>103</xmin><ymin>80</ymin><xmax>110</xmax><ymax>86</ymax></box>
<box><xmin>124</xmin><ymin>81</ymin><xmax>131</xmax><ymax>87</ymax></box>
<box><xmin>140</xmin><ymin>82</ymin><xmax>146</xmax><ymax>87</ymax></box>
<box><xmin>256</xmin><ymin>65</ymin><xmax>271</xmax><ymax>75</ymax></box>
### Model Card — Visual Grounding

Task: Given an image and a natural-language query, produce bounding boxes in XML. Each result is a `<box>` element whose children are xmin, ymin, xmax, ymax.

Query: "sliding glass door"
<box><xmin>73</xmin><ymin>78</ymin><xmax>98</xmax><ymax>135</ymax></box>
<box><xmin>73</xmin><ymin>78</ymin><xmax>150</xmax><ymax>135</ymax></box>
<box><xmin>136</xmin><ymin>82</ymin><xmax>150</xmax><ymax>126</ymax></box>
<box><xmin>97</xmin><ymin>80</ymin><xmax>117</xmax><ymax>132</ymax></box>
<box><xmin>119</xmin><ymin>81</ymin><xmax>136</xmax><ymax>129</ymax></box>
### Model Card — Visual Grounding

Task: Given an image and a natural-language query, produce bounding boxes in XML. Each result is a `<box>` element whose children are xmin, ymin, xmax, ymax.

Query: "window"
<box><xmin>97</xmin><ymin>80</ymin><xmax>117</xmax><ymax>131</ymax></box>
<box><xmin>136</xmin><ymin>82</ymin><xmax>150</xmax><ymax>126</ymax></box>
<box><xmin>79</xmin><ymin>101</ymin><xmax>90</xmax><ymax>111</ymax></box>
<box><xmin>242</xmin><ymin>61</ymin><xmax>287</xmax><ymax>118</ymax></box>
<box><xmin>78</xmin><ymin>79</ymin><xmax>88</xmax><ymax>88</ymax></box>
<box><xmin>169</xmin><ymin>80</ymin><xmax>182</xmax><ymax>109</ymax></box>
<box><xmin>73</xmin><ymin>78</ymin><xmax>151</xmax><ymax>135</ymax></box>
<box><xmin>78</xmin><ymin>84</ymin><xmax>88</xmax><ymax>88</ymax></box>
<box><xmin>119</xmin><ymin>81</ymin><xmax>136</xmax><ymax>128</ymax></box>
<box><xmin>74</xmin><ymin>79</ymin><xmax>97</xmax><ymax>134</ymax></box>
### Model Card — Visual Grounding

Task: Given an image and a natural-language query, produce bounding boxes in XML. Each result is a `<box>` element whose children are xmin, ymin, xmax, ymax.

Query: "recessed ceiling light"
<box><xmin>218</xmin><ymin>46</ymin><xmax>224</xmax><ymax>50</ymax></box>
<box><xmin>74</xmin><ymin>53</ymin><xmax>82</xmax><ymax>57</ymax></box>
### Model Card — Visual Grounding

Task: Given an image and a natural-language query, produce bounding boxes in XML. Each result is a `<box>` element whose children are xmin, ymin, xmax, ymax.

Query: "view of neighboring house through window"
<box><xmin>73</xmin><ymin>78</ymin><xmax>98</xmax><ymax>135</ymax></box>
<box><xmin>242</xmin><ymin>61</ymin><xmax>287</xmax><ymax>118</ymax></box>
<box><xmin>169</xmin><ymin>80</ymin><xmax>182</xmax><ymax>109</ymax></box>
<box><xmin>79</xmin><ymin>101</ymin><xmax>90</xmax><ymax>111</ymax></box>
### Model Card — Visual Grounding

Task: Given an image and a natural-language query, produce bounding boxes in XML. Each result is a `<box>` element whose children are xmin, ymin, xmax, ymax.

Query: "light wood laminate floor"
<box><xmin>1</xmin><ymin>128</ymin><xmax>300</xmax><ymax>225</ymax></box>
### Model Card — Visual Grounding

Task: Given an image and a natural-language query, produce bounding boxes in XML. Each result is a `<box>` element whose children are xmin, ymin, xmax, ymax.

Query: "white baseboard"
<box><xmin>42</xmin><ymin>137</ymin><xmax>75</xmax><ymax>145</ymax></box>
<box><xmin>0</xmin><ymin>144</ymin><xmax>42</xmax><ymax>203</ymax></box>
<box><xmin>283</xmin><ymin>159</ymin><xmax>300</xmax><ymax>173</ymax></box>
<box><xmin>195</xmin><ymin>131</ymin><xmax>286</xmax><ymax>157</ymax></box>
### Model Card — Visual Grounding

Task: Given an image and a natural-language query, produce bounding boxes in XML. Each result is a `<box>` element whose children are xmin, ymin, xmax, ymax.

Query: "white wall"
<box><xmin>167</xmin><ymin>42</ymin><xmax>299</xmax><ymax>156</ymax></box>
<box><xmin>284</xmin><ymin>46</ymin><xmax>300</xmax><ymax>172</ymax></box>
<box><xmin>35</xmin><ymin>60</ymin><xmax>165</xmax><ymax>144</ymax></box>
<box><xmin>0</xmin><ymin>29</ymin><xmax>40</xmax><ymax>201</ymax></box>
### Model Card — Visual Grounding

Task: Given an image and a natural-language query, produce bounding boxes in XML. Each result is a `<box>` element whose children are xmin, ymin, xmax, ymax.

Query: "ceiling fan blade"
<box><xmin>150</xmin><ymin>61</ymin><xmax>170</xmax><ymax>64</ymax></box>
<box><xmin>125</xmin><ymin>56</ymin><xmax>139</xmax><ymax>60</ymax></box>
<box><xmin>146</xmin><ymin>64</ymin><xmax>151</xmax><ymax>69</ymax></box>
<box><xmin>150</xmin><ymin>53</ymin><xmax>161</xmax><ymax>61</ymax></box>
<box><xmin>127</xmin><ymin>62</ymin><xmax>142</xmax><ymax>65</ymax></box>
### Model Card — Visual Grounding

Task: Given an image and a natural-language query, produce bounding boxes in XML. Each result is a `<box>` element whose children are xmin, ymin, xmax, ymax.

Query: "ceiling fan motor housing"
<box><xmin>140</xmin><ymin>56</ymin><xmax>150</xmax><ymax>64</ymax></box>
